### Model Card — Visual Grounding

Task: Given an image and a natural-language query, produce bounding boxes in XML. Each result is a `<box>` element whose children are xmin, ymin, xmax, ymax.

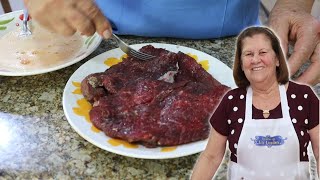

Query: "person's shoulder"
<box><xmin>288</xmin><ymin>81</ymin><xmax>313</xmax><ymax>93</ymax></box>
<box><xmin>223</xmin><ymin>87</ymin><xmax>247</xmax><ymax>100</ymax></box>
<box><xmin>287</xmin><ymin>81</ymin><xmax>319</xmax><ymax>101</ymax></box>
<box><xmin>227</xmin><ymin>86</ymin><xmax>247</xmax><ymax>94</ymax></box>
<box><xmin>216</xmin><ymin>87</ymin><xmax>246</xmax><ymax>114</ymax></box>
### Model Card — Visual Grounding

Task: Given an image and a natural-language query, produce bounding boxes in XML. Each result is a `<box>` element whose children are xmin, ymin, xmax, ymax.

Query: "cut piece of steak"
<box><xmin>81</xmin><ymin>72</ymin><xmax>108</xmax><ymax>103</ymax></box>
<box><xmin>82</xmin><ymin>45</ymin><xmax>230</xmax><ymax>147</ymax></box>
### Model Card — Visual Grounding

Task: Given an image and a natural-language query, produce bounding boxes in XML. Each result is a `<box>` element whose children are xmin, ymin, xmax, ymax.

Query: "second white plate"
<box><xmin>0</xmin><ymin>10</ymin><xmax>102</xmax><ymax>76</ymax></box>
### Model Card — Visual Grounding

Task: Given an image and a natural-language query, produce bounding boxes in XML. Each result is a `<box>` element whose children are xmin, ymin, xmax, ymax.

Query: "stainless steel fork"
<box><xmin>112</xmin><ymin>34</ymin><xmax>155</xmax><ymax>60</ymax></box>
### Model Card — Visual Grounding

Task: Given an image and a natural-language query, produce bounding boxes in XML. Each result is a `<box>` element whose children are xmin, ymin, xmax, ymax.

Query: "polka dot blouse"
<box><xmin>210</xmin><ymin>81</ymin><xmax>319</xmax><ymax>163</ymax></box>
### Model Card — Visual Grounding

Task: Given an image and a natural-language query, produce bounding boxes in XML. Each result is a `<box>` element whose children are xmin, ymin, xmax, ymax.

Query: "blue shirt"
<box><xmin>95</xmin><ymin>0</ymin><xmax>260</xmax><ymax>39</ymax></box>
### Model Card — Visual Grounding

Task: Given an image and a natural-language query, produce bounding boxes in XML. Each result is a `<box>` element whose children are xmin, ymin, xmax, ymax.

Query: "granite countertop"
<box><xmin>0</xmin><ymin>35</ymin><xmax>319</xmax><ymax>180</ymax></box>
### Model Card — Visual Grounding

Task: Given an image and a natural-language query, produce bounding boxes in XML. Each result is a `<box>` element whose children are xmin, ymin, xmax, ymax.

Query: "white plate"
<box><xmin>0</xmin><ymin>10</ymin><xmax>101</xmax><ymax>76</ymax></box>
<box><xmin>63</xmin><ymin>43</ymin><xmax>236</xmax><ymax>159</ymax></box>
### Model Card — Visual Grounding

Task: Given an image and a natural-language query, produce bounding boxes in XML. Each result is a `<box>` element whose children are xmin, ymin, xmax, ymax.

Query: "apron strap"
<box><xmin>245</xmin><ymin>87</ymin><xmax>253</xmax><ymax>120</ymax></box>
<box><xmin>279</xmin><ymin>85</ymin><xmax>290</xmax><ymax>118</ymax></box>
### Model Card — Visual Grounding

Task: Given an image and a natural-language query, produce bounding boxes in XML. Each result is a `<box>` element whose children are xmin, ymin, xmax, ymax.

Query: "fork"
<box><xmin>19</xmin><ymin>8</ymin><xmax>32</xmax><ymax>37</ymax></box>
<box><xmin>112</xmin><ymin>33</ymin><xmax>155</xmax><ymax>60</ymax></box>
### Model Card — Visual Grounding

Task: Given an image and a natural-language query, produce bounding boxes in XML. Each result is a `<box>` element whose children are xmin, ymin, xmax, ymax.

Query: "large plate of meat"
<box><xmin>63</xmin><ymin>43</ymin><xmax>236</xmax><ymax>159</ymax></box>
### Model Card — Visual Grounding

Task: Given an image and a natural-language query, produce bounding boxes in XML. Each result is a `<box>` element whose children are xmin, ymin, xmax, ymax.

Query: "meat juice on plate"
<box><xmin>0</xmin><ymin>23</ymin><xmax>83</xmax><ymax>71</ymax></box>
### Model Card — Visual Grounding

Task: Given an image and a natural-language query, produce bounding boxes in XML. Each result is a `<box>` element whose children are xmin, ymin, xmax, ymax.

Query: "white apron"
<box><xmin>228</xmin><ymin>85</ymin><xmax>310</xmax><ymax>180</ymax></box>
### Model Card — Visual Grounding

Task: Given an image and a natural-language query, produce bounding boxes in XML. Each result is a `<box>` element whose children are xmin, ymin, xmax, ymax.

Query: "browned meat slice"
<box><xmin>82</xmin><ymin>45</ymin><xmax>230</xmax><ymax>147</ymax></box>
<box><xmin>176</xmin><ymin>52</ymin><xmax>222</xmax><ymax>87</ymax></box>
<box><xmin>81</xmin><ymin>73</ymin><xmax>108</xmax><ymax>103</ymax></box>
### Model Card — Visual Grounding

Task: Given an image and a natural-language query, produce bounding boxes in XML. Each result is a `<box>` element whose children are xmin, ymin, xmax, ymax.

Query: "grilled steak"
<box><xmin>81</xmin><ymin>45</ymin><xmax>229</xmax><ymax>147</ymax></box>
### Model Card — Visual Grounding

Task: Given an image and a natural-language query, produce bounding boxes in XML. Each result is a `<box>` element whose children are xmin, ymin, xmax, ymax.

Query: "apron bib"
<box><xmin>228</xmin><ymin>85</ymin><xmax>310</xmax><ymax>180</ymax></box>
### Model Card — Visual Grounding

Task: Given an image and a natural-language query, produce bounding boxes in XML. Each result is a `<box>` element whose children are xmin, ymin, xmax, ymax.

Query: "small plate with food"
<box><xmin>0</xmin><ymin>10</ymin><xmax>101</xmax><ymax>76</ymax></box>
<box><xmin>63</xmin><ymin>43</ymin><xmax>236</xmax><ymax>159</ymax></box>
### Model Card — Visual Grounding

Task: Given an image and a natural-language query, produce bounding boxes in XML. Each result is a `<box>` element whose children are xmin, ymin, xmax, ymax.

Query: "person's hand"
<box><xmin>269</xmin><ymin>1</ymin><xmax>320</xmax><ymax>85</ymax></box>
<box><xmin>23</xmin><ymin>0</ymin><xmax>112</xmax><ymax>39</ymax></box>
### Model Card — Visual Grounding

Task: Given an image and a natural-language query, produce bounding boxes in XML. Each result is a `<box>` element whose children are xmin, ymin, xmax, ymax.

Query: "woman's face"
<box><xmin>241</xmin><ymin>33</ymin><xmax>279</xmax><ymax>85</ymax></box>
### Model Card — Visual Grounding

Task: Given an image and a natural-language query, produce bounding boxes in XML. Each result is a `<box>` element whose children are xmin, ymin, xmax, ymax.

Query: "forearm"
<box><xmin>273</xmin><ymin>0</ymin><xmax>314</xmax><ymax>13</ymax></box>
<box><xmin>317</xmin><ymin>161</ymin><xmax>319</xmax><ymax>178</ymax></box>
<box><xmin>191</xmin><ymin>152</ymin><xmax>224</xmax><ymax>180</ymax></box>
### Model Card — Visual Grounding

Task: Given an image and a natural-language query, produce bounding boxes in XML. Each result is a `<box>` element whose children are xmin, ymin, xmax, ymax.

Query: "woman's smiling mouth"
<box><xmin>252</xmin><ymin>67</ymin><xmax>264</xmax><ymax>71</ymax></box>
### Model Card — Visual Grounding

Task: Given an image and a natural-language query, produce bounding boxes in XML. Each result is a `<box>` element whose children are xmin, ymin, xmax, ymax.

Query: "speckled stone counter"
<box><xmin>0</xmin><ymin>35</ymin><xmax>319</xmax><ymax>180</ymax></box>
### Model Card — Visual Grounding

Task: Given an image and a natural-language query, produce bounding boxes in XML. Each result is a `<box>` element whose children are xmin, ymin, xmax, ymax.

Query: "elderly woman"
<box><xmin>191</xmin><ymin>26</ymin><xmax>319</xmax><ymax>179</ymax></box>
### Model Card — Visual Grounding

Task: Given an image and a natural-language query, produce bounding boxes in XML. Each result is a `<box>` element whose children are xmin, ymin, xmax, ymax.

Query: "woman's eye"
<box><xmin>260</xmin><ymin>52</ymin><xmax>267</xmax><ymax>55</ymax></box>
<box><xmin>245</xmin><ymin>53</ymin><xmax>253</xmax><ymax>56</ymax></box>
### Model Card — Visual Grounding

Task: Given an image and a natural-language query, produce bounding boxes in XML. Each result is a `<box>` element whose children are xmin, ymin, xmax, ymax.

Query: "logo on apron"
<box><xmin>251</xmin><ymin>135</ymin><xmax>287</xmax><ymax>148</ymax></box>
